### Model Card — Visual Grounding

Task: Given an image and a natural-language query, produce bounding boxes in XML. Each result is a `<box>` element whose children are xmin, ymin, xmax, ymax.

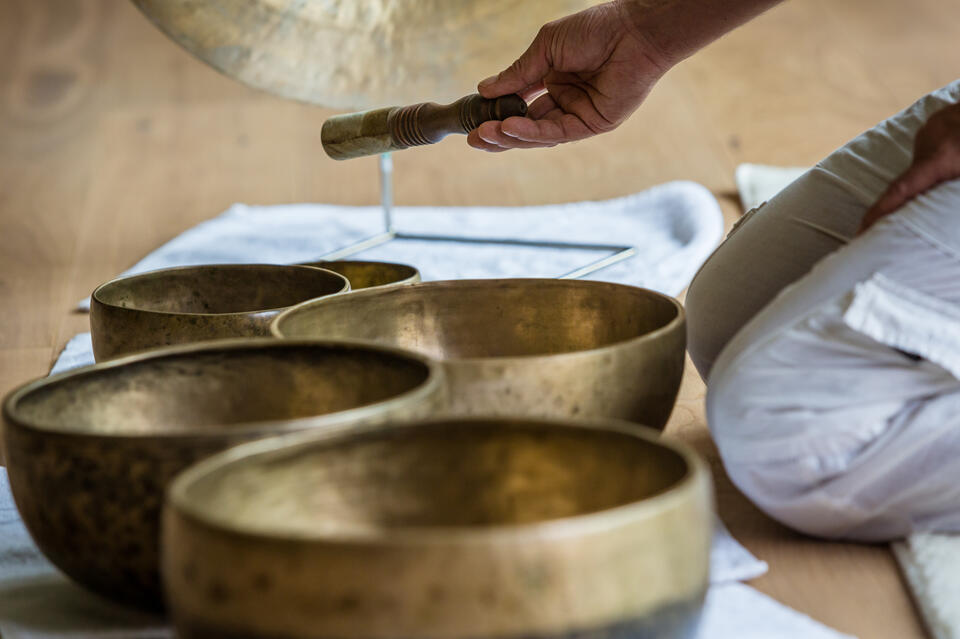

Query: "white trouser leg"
<box><xmin>687</xmin><ymin>79</ymin><xmax>960</xmax><ymax>540</ymax></box>
<box><xmin>708</xmin><ymin>194</ymin><xmax>960</xmax><ymax>540</ymax></box>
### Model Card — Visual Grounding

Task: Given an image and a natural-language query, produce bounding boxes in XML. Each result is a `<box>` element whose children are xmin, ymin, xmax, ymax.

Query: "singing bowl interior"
<box><xmin>299</xmin><ymin>260</ymin><xmax>420</xmax><ymax>291</ymax></box>
<box><xmin>272</xmin><ymin>279</ymin><xmax>685</xmax><ymax>426</ymax></box>
<box><xmin>93</xmin><ymin>264</ymin><xmax>348</xmax><ymax>315</ymax></box>
<box><xmin>273</xmin><ymin>279</ymin><xmax>680</xmax><ymax>360</ymax></box>
<box><xmin>1</xmin><ymin>339</ymin><xmax>442</xmax><ymax>610</ymax></box>
<box><xmin>90</xmin><ymin>264</ymin><xmax>348</xmax><ymax>360</ymax></box>
<box><xmin>165</xmin><ymin>418</ymin><xmax>712</xmax><ymax>639</ymax></box>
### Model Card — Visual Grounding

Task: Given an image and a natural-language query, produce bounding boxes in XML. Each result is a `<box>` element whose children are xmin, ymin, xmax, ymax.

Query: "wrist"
<box><xmin>615</xmin><ymin>0</ymin><xmax>782</xmax><ymax>70</ymax></box>
<box><xmin>612</xmin><ymin>0</ymin><xmax>692</xmax><ymax>75</ymax></box>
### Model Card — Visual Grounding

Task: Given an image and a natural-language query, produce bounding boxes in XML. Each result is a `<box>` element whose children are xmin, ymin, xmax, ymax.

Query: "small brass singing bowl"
<box><xmin>273</xmin><ymin>279</ymin><xmax>685</xmax><ymax>428</ymax></box>
<box><xmin>163</xmin><ymin>417</ymin><xmax>713</xmax><ymax>639</ymax></box>
<box><xmin>298</xmin><ymin>260</ymin><xmax>420</xmax><ymax>291</ymax></box>
<box><xmin>90</xmin><ymin>264</ymin><xmax>350</xmax><ymax>361</ymax></box>
<box><xmin>1</xmin><ymin>339</ymin><xmax>445</xmax><ymax>610</ymax></box>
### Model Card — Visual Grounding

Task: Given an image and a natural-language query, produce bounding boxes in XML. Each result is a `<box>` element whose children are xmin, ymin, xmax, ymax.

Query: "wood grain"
<box><xmin>1</xmin><ymin>0</ymin><xmax>955</xmax><ymax>636</ymax></box>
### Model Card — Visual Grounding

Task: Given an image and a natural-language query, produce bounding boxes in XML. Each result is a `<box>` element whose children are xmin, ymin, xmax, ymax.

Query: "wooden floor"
<box><xmin>1</xmin><ymin>0</ymin><xmax>957</xmax><ymax>636</ymax></box>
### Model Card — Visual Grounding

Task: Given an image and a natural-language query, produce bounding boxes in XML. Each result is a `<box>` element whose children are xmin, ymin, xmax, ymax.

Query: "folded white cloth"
<box><xmin>77</xmin><ymin>180</ymin><xmax>724</xmax><ymax>310</ymax></box>
<box><xmin>893</xmin><ymin>535</ymin><xmax>960</xmax><ymax>639</ymax></box>
<box><xmin>699</xmin><ymin>583</ymin><xmax>855</xmax><ymax>639</ymax></box>
<box><xmin>734</xmin><ymin>163</ymin><xmax>807</xmax><ymax>212</ymax></box>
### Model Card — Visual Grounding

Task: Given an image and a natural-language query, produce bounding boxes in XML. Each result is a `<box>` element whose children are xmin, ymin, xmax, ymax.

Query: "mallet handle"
<box><xmin>322</xmin><ymin>93</ymin><xmax>528</xmax><ymax>161</ymax></box>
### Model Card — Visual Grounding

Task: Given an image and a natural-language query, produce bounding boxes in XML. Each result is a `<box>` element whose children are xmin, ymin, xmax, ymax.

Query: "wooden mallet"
<box><xmin>321</xmin><ymin>93</ymin><xmax>528</xmax><ymax>160</ymax></box>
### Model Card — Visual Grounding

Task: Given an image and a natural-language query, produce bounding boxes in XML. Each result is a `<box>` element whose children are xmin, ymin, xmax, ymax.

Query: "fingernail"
<box><xmin>478</xmin><ymin>75</ymin><xmax>497</xmax><ymax>88</ymax></box>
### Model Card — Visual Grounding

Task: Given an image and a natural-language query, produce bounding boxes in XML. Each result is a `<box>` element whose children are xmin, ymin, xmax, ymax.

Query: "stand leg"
<box><xmin>380</xmin><ymin>152</ymin><xmax>394</xmax><ymax>233</ymax></box>
<box><xmin>320</xmin><ymin>150</ymin><xmax>636</xmax><ymax>278</ymax></box>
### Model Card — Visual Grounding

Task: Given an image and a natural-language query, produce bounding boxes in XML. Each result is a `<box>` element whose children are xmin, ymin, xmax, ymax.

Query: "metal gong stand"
<box><xmin>318</xmin><ymin>153</ymin><xmax>637</xmax><ymax>279</ymax></box>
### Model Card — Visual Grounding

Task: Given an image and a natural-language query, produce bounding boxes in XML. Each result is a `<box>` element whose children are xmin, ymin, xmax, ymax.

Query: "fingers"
<box><xmin>466</xmin><ymin>127</ymin><xmax>507</xmax><ymax>152</ymax></box>
<box><xmin>526</xmin><ymin>92</ymin><xmax>558</xmax><ymax>119</ymax></box>
<box><xmin>467</xmin><ymin>120</ymin><xmax>559</xmax><ymax>152</ymax></box>
<box><xmin>859</xmin><ymin>158</ymin><xmax>952</xmax><ymax>233</ymax></box>
<box><xmin>466</xmin><ymin>93</ymin><xmax>564</xmax><ymax>152</ymax></box>
<box><xmin>500</xmin><ymin>113</ymin><xmax>594</xmax><ymax>144</ymax></box>
<box><xmin>478</xmin><ymin>26</ymin><xmax>552</xmax><ymax>99</ymax></box>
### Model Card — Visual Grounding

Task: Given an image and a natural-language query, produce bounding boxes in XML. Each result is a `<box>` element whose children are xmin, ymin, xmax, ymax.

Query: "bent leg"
<box><xmin>707</xmin><ymin>180</ymin><xmax>960</xmax><ymax>540</ymax></box>
<box><xmin>687</xmin><ymin>80</ymin><xmax>960</xmax><ymax>378</ymax></box>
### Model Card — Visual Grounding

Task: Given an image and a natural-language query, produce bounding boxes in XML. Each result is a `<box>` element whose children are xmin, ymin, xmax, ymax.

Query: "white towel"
<box><xmin>892</xmin><ymin>536</ymin><xmax>960</xmax><ymax>639</ymax></box>
<box><xmin>77</xmin><ymin>180</ymin><xmax>724</xmax><ymax>310</ymax></box>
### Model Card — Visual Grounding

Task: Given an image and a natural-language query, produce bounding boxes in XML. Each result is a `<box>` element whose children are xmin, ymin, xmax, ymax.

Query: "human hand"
<box><xmin>467</xmin><ymin>2</ymin><xmax>670</xmax><ymax>152</ymax></box>
<box><xmin>859</xmin><ymin>102</ymin><xmax>960</xmax><ymax>233</ymax></box>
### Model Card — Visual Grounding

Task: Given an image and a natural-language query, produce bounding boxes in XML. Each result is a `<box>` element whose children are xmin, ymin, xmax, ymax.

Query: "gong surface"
<box><xmin>130</xmin><ymin>0</ymin><xmax>592</xmax><ymax>109</ymax></box>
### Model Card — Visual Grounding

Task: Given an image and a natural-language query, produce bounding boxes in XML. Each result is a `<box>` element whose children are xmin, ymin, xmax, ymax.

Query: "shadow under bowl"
<box><xmin>164</xmin><ymin>417</ymin><xmax>713</xmax><ymax>639</ymax></box>
<box><xmin>272</xmin><ymin>278</ymin><xmax>685</xmax><ymax>428</ymax></box>
<box><xmin>298</xmin><ymin>260</ymin><xmax>420</xmax><ymax>291</ymax></box>
<box><xmin>90</xmin><ymin>264</ymin><xmax>349</xmax><ymax>361</ymax></box>
<box><xmin>1</xmin><ymin>338</ymin><xmax>444</xmax><ymax>610</ymax></box>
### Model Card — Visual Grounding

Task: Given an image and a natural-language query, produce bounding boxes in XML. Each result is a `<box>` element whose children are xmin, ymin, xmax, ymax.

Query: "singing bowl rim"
<box><xmin>297</xmin><ymin>260</ymin><xmax>421</xmax><ymax>289</ymax></box>
<box><xmin>270</xmin><ymin>278</ymin><xmax>685</xmax><ymax>363</ymax></box>
<box><xmin>167</xmin><ymin>416</ymin><xmax>708</xmax><ymax>545</ymax></box>
<box><xmin>2</xmin><ymin>338</ymin><xmax>445</xmax><ymax>441</ymax></box>
<box><xmin>91</xmin><ymin>263</ymin><xmax>351</xmax><ymax>319</ymax></box>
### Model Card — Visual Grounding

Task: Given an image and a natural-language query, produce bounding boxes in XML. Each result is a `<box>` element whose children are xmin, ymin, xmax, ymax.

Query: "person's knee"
<box><xmin>706</xmin><ymin>359</ymin><xmax>898</xmax><ymax>539</ymax></box>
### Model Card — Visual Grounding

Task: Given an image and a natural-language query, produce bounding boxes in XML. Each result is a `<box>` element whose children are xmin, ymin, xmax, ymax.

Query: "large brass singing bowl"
<box><xmin>1</xmin><ymin>339</ymin><xmax>444</xmax><ymax>610</ymax></box>
<box><xmin>164</xmin><ymin>417</ymin><xmax>713</xmax><ymax>639</ymax></box>
<box><xmin>298</xmin><ymin>260</ymin><xmax>420</xmax><ymax>291</ymax></box>
<box><xmin>90</xmin><ymin>264</ymin><xmax>349</xmax><ymax>361</ymax></box>
<box><xmin>273</xmin><ymin>279</ymin><xmax>686</xmax><ymax>428</ymax></box>
<box><xmin>130</xmin><ymin>0</ymin><xmax>592</xmax><ymax>109</ymax></box>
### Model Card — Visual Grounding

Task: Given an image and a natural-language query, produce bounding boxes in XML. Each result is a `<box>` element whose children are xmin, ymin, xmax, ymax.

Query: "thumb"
<box><xmin>478</xmin><ymin>27</ymin><xmax>552</xmax><ymax>98</ymax></box>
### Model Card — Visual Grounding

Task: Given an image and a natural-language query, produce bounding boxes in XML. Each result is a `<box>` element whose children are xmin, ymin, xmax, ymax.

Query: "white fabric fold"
<box><xmin>844</xmin><ymin>273</ymin><xmax>960</xmax><ymax>380</ymax></box>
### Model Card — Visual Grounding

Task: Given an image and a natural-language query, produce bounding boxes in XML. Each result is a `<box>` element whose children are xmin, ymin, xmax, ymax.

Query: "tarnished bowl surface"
<box><xmin>273</xmin><ymin>279</ymin><xmax>685</xmax><ymax>428</ymax></box>
<box><xmin>298</xmin><ymin>260</ymin><xmax>420</xmax><ymax>291</ymax></box>
<box><xmin>90</xmin><ymin>264</ymin><xmax>349</xmax><ymax>361</ymax></box>
<box><xmin>164</xmin><ymin>417</ymin><xmax>713</xmax><ymax>639</ymax></box>
<box><xmin>1</xmin><ymin>339</ymin><xmax>444</xmax><ymax>609</ymax></box>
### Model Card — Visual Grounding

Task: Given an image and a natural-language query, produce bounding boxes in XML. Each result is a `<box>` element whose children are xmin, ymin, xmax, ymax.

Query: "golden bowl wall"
<box><xmin>164</xmin><ymin>417</ymin><xmax>713</xmax><ymax>639</ymax></box>
<box><xmin>1</xmin><ymin>339</ymin><xmax>445</xmax><ymax>610</ymax></box>
<box><xmin>130</xmin><ymin>0</ymin><xmax>593</xmax><ymax>109</ymax></box>
<box><xmin>90</xmin><ymin>264</ymin><xmax>349</xmax><ymax>361</ymax></box>
<box><xmin>298</xmin><ymin>260</ymin><xmax>420</xmax><ymax>291</ymax></box>
<box><xmin>272</xmin><ymin>279</ymin><xmax>686</xmax><ymax>428</ymax></box>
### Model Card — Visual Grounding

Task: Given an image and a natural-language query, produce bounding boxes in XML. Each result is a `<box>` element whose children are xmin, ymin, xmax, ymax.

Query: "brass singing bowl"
<box><xmin>273</xmin><ymin>279</ymin><xmax>685</xmax><ymax>428</ymax></box>
<box><xmin>164</xmin><ymin>417</ymin><xmax>713</xmax><ymax>639</ymax></box>
<box><xmin>298</xmin><ymin>260</ymin><xmax>420</xmax><ymax>291</ymax></box>
<box><xmin>1</xmin><ymin>339</ymin><xmax>445</xmax><ymax>610</ymax></box>
<box><xmin>90</xmin><ymin>264</ymin><xmax>349</xmax><ymax>361</ymax></box>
